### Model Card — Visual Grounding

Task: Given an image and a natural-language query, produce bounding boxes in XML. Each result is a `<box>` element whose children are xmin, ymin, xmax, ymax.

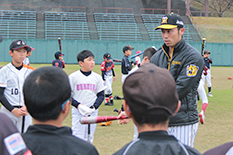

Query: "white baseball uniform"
<box><xmin>69</xmin><ymin>70</ymin><xmax>105</xmax><ymax>143</ymax></box>
<box><xmin>23</xmin><ymin>57</ymin><xmax>29</xmax><ymax>66</ymax></box>
<box><xmin>168</xmin><ymin>123</ymin><xmax>198</xmax><ymax>147</ymax></box>
<box><xmin>0</xmin><ymin>63</ymin><xmax>34</xmax><ymax>133</ymax></box>
<box><xmin>198</xmin><ymin>74</ymin><xmax>208</xmax><ymax>104</ymax></box>
<box><xmin>135</xmin><ymin>56</ymin><xmax>141</xmax><ymax>66</ymax></box>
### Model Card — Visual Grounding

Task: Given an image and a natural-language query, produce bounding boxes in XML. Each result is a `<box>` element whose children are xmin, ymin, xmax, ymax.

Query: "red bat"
<box><xmin>113</xmin><ymin>59</ymin><xmax>122</xmax><ymax>62</ymax></box>
<box><xmin>58</xmin><ymin>38</ymin><xmax>62</xmax><ymax>53</ymax></box>
<box><xmin>80</xmin><ymin>116</ymin><xmax>128</xmax><ymax>124</ymax></box>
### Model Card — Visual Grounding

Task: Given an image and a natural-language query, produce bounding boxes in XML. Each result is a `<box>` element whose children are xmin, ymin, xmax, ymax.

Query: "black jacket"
<box><xmin>150</xmin><ymin>38</ymin><xmax>204</xmax><ymax>126</ymax></box>
<box><xmin>22</xmin><ymin>124</ymin><xmax>99</xmax><ymax>155</ymax></box>
<box><xmin>113</xmin><ymin>131</ymin><xmax>202</xmax><ymax>155</ymax></box>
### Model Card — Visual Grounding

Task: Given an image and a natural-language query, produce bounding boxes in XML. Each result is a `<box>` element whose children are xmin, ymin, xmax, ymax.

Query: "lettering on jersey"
<box><xmin>76</xmin><ymin>83</ymin><xmax>97</xmax><ymax>91</ymax></box>
<box><xmin>172</xmin><ymin>61</ymin><xmax>181</xmax><ymax>66</ymax></box>
<box><xmin>186</xmin><ymin>64</ymin><xmax>199</xmax><ymax>77</ymax></box>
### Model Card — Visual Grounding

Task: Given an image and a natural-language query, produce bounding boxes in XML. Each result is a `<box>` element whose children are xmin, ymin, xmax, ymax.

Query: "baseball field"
<box><xmin>0</xmin><ymin>62</ymin><xmax>233</xmax><ymax>154</ymax></box>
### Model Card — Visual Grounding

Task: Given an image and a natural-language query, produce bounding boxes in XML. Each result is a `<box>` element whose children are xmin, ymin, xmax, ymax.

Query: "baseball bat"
<box><xmin>130</xmin><ymin>51</ymin><xmax>144</xmax><ymax>59</ymax></box>
<box><xmin>201</xmin><ymin>38</ymin><xmax>206</xmax><ymax>56</ymax></box>
<box><xmin>58</xmin><ymin>38</ymin><xmax>62</xmax><ymax>53</ymax></box>
<box><xmin>113</xmin><ymin>59</ymin><xmax>122</xmax><ymax>62</ymax></box>
<box><xmin>80</xmin><ymin>116</ymin><xmax>128</xmax><ymax>124</ymax></box>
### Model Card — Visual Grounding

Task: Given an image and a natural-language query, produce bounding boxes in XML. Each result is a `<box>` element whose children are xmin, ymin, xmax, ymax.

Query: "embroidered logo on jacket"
<box><xmin>186</xmin><ymin>64</ymin><xmax>199</xmax><ymax>77</ymax></box>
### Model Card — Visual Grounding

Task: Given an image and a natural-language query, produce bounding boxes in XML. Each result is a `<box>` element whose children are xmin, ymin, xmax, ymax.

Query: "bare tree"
<box><xmin>192</xmin><ymin>0</ymin><xmax>233</xmax><ymax>17</ymax></box>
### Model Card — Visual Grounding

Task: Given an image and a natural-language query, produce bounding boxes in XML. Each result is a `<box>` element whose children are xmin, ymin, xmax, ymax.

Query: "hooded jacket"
<box><xmin>150</xmin><ymin>38</ymin><xmax>204</xmax><ymax>126</ymax></box>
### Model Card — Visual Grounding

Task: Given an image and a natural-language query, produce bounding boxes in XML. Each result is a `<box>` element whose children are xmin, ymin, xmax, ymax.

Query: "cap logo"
<box><xmin>161</xmin><ymin>17</ymin><xmax>168</xmax><ymax>24</ymax></box>
<box><xmin>186</xmin><ymin>64</ymin><xmax>199</xmax><ymax>77</ymax></box>
<box><xmin>16</xmin><ymin>40</ymin><xmax>26</xmax><ymax>46</ymax></box>
<box><xmin>176</xmin><ymin>20</ymin><xmax>184</xmax><ymax>26</ymax></box>
<box><xmin>108</xmin><ymin>54</ymin><xmax>110</xmax><ymax>57</ymax></box>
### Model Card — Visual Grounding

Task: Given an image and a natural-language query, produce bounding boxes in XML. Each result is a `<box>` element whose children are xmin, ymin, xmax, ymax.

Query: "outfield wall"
<box><xmin>0</xmin><ymin>39</ymin><xmax>232</xmax><ymax>66</ymax></box>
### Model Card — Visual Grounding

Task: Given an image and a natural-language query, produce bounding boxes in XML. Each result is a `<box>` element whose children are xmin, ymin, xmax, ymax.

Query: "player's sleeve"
<box><xmin>100</xmin><ymin>61</ymin><xmax>106</xmax><ymax>71</ymax></box>
<box><xmin>62</xmin><ymin>60</ymin><xmax>65</xmax><ymax>68</ymax></box>
<box><xmin>101</xmin><ymin>71</ymin><xmax>105</xmax><ymax>81</ymax></box>
<box><xmin>92</xmin><ymin>90</ymin><xmax>104</xmax><ymax>109</ymax></box>
<box><xmin>110</xmin><ymin>60</ymin><xmax>115</xmax><ymax>68</ymax></box>
<box><xmin>112</xmin><ymin>68</ymin><xmax>115</xmax><ymax>77</ymax></box>
<box><xmin>176</xmin><ymin>54</ymin><xmax>204</xmax><ymax>99</ymax></box>
<box><xmin>0</xmin><ymin>87</ymin><xmax>14</xmax><ymax>112</ymax></box>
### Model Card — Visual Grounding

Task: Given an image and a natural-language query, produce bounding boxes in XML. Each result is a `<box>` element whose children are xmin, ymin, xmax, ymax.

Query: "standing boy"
<box><xmin>114</xmin><ymin>63</ymin><xmax>201</xmax><ymax>155</ymax></box>
<box><xmin>150</xmin><ymin>13</ymin><xmax>204</xmax><ymax>147</ymax></box>
<box><xmin>22</xmin><ymin>66</ymin><xmax>99</xmax><ymax>155</ymax></box>
<box><xmin>121</xmin><ymin>45</ymin><xmax>134</xmax><ymax>83</ymax></box>
<box><xmin>69</xmin><ymin>50</ymin><xmax>105</xmax><ymax>143</ymax></box>
<box><xmin>0</xmin><ymin>39</ymin><xmax>34</xmax><ymax>133</ymax></box>
<box><xmin>52</xmin><ymin>51</ymin><xmax>65</xmax><ymax>69</ymax></box>
<box><xmin>135</xmin><ymin>50</ymin><xmax>141</xmax><ymax>66</ymax></box>
<box><xmin>101</xmin><ymin>53</ymin><xmax>116</xmax><ymax>106</ymax></box>
<box><xmin>197</xmin><ymin>66</ymin><xmax>209</xmax><ymax>124</ymax></box>
<box><xmin>203</xmin><ymin>50</ymin><xmax>213</xmax><ymax>97</ymax></box>
<box><xmin>23</xmin><ymin>47</ymin><xmax>35</xmax><ymax>66</ymax></box>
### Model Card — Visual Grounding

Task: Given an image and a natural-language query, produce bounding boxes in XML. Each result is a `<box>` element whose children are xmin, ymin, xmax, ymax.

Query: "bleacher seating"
<box><xmin>142</xmin><ymin>14</ymin><xmax>193</xmax><ymax>41</ymax></box>
<box><xmin>94</xmin><ymin>13</ymin><xmax>142</xmax><ymax>41</ymax></box>
<box><xmin>0</xmin><ymin>10</ymin><xmax>36</xmax><ymax>39</ymax></box>
<box><xmin>44</xmin><ymin>12</ymin><xmax>90</xmax><ymax>40</ymax></box>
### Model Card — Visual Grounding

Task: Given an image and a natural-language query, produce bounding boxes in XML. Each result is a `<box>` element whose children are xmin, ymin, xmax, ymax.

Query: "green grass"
<box><xmin>1</xmin><ymin>62</ymin><xmax>233</xmax><ymax>154</ymax></box>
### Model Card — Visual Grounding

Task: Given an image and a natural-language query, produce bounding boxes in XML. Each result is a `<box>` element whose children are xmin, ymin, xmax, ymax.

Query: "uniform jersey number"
<box><xmin>11</xmin><ymin>88</ymin><xmax>19</xmax><ymax>95</ymax></box>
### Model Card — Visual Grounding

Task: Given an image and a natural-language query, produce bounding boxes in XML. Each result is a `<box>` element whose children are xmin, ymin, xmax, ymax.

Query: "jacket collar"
<box><xmin>162</xmin><ymin>37</ymin><xmax>185</xmax><ymax>56</ymax></box>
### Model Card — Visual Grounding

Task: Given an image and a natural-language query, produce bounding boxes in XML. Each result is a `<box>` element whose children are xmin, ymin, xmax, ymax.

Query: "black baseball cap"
<box><xmin>54</xmin><ymin>51</ymin><xmax>64</xmax><ymax>59</ymax></box>
<box><xmin>103</xmin><ymin>53</ymin><xmax>112</xmax><ymax>60</ymax></box>
<box><xmin>154</xmin><ymin>13</ymin><xmax>184</xmax><ymax>30</ymax></box>
<box><xmin>9</xmin><ymin>39</ymin><xmax>31</xmax><ymax>51</ymax></box>
<box><xmin>123</xmin><ymin>45</ymin><xmax>134</xmax><ymax>53</ymax></box>
<box><xmin>123</xmin><ymin>63</ymin><xmax>179</xmax><ymax>116</ymax></box>
<box><xmin>204</xmin><ymin>50</ymin><xmax>210</xmax><ymax>54</ymax></box>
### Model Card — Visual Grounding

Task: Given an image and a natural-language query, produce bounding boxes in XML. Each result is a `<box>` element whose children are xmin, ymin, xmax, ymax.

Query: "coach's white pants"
<box><xmin>198</xmin><ymin>75</ymin><xmax>208</xmax><ymax>104</ymax></box>
<box><xmin>1</xmin><ymin>106</ymin><xmax>32</xmax><ymax>133</ymax></box>
<box><xmin>168</xmin><ymin>122</ymin><xmax>198</xmax><ymax>147</ymax></box>
<box><xmin>121</xmin><ymin>74</ymin><xmax>128</xmax><ymax>83</ymax></box>
<box><xmin>105</xmin><ymin>75</ymin><xmax>113</xmax><ymax>95</ymax></box>
<box><xmin>71</xmin><ymin>107</ymin><xmax>98</xmax><ymax>143</ymax></box>
<box><xmin>202</xmin><ymin>70</ymin><xmax>212</xmax><ymax>87</ymax></box>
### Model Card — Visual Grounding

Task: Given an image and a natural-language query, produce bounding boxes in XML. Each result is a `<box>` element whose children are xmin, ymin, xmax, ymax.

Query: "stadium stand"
<box><xmin>94</xmin><ymin>13</ymin><xmax>142</xmax><ymax>41</ymax></box>
<box><xmin>0</xmin><ymin>10</ymin><xmax>36</xmax><ymax>39</ymax></box>
<box><xmin>44</xmin><ymin>12</ymin><xmax>90</xmax><ymax>40</ymax></box>
<box><xmin>141</xmin><ymin>14</ymin><xmax>194</xmax><ymax>41</ymax></box>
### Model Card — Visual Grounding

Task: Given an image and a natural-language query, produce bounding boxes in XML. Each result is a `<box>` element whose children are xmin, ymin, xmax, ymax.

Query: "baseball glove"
<box><xmin>100</xmin><ymin>121</ymin><xmax>112</xmax><ymax>126</ymax></box>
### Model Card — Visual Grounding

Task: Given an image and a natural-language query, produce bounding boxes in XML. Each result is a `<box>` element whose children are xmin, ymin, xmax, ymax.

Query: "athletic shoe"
<box><xmin>199</xmin><ymin>111</ymin><xmax>205</xmax><ymax>124</ymax></box>
<box><xmin>208</xmin><ymin>92</ymin><xmax>213</xmax><ymax>97</ymax></box>
<box><xmin>105</xmin><ymin>102</ymin><xmax>113</xmax><ymax>106</ymax></box>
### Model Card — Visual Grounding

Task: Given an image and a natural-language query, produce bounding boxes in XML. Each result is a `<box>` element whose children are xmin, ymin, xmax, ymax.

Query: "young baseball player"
<box><xmin>203</xmin><ymin>50</ymin><xmax>213</xmax><ymax>97</ymax></box>
<box><xmin>121</xmin><ymin>45</ymin><xmax>134</xmax><ymax>83</ymax></box>
<box><xmin>22</xmin><ymin>66</ymin><xmax>99</xmax><ymax>155</ymax></box>
<box><xmin>118</xmin><ymin>47</ymin><xmax>157</xmax><ymax>140</ymax></box>
<box><xmin>114</xmin><ymin>63</ymin><xmax>201</xmax><ymax>155</ymax></box>
<box><xmin>52</xmin><ymin>51</ymin><xmax>65</xmax><ymax>69</ymax></box>
<box><xmin>0</xmin><ymin>39</ymin><xmax>34</xmax><ymax>133</ymax></box>
<box><xmin>69</xmin><ymin>50</ymin><xmax>105</xmax><ymax>143</ymax></box>
<box><xmin>198</xmin><ymin>66</ymin><xmax>209</xmax><ymax>124</ymax></box>
<box><xmin>23</xmin><ymin>46</ymin><xmax>35</xmax><ymax>66</ymax></box>
<box><xmin>101</xmin><ymin>53</ymin><xmax>116</xmax><ymax>106</ymax></box>
<box><xmin>135</xmin><ymin>50</ymin><xmax>141</xmax><ymax>66</ymax></box>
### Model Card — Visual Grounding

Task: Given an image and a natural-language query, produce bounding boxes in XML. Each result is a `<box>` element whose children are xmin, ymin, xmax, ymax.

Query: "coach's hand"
<box><xmin>117</xmin><ymin>111</ymin><xmax>131</xmax><ymax>125</ymax></box>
